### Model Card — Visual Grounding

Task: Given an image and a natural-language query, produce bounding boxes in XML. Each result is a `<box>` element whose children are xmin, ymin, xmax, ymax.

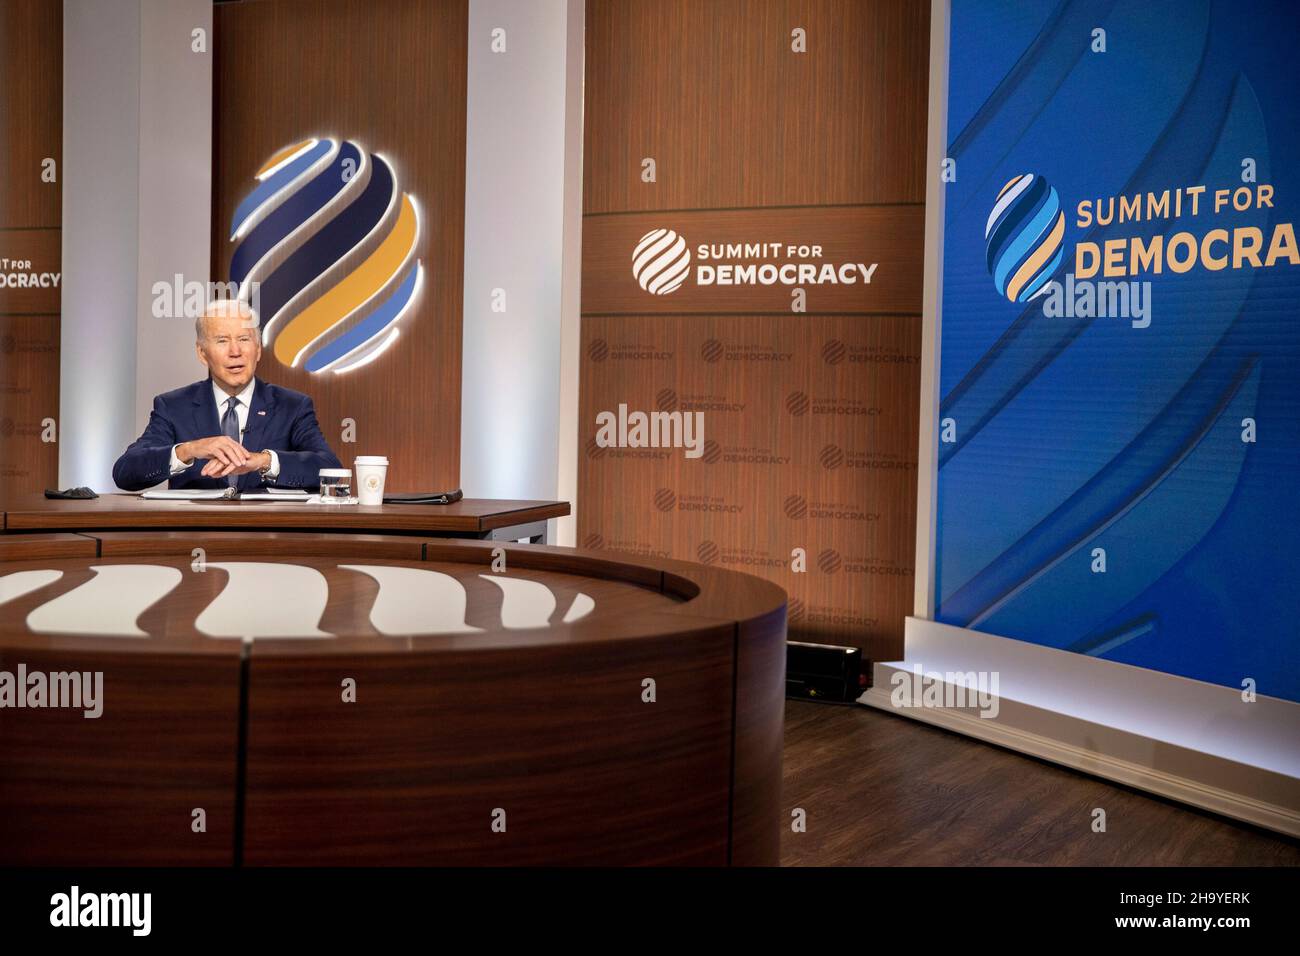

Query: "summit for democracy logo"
<box><xmin>986</xmin><ymin>171</ymin><xmax>1298</xmax><ymax>327</ymax></box>
<box><xmin>985</xmin><ymin>173</ymin><xmax>1066</xmax><ymax>303</ymax></box>
<box><xmin>0</xmin><ymin>257</ymin><xmax>60</xmax><ymax>290</ymax></box>
<box><xmin>632</xmin><ymin>228</ymin><xmax>878</xmax><ymax>296</ymax></box>
<box><xmin>227</xmin><ymin>137</ymin><xmax>424</xmax><ymax>374</ymax></box>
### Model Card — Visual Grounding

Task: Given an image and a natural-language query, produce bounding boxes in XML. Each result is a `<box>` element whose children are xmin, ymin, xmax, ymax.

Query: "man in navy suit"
<box><xmin>112</xmin><ymin>300</ymin><xmax>342</xmax><ymax>492</ymax></box>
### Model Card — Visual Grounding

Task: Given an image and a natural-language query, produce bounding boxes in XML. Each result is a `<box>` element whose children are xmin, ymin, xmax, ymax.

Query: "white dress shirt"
<box><xmin>170</xmin><ymin>379</ymin><xmax>280</xmax><ymax>479</ymax></box>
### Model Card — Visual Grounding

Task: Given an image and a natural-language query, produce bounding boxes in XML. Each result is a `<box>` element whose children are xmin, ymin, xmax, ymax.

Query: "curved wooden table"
<box><xmin>0</xmin><ymin>529</ymin><xmax>786</xmax><ymax>866</ymax></box>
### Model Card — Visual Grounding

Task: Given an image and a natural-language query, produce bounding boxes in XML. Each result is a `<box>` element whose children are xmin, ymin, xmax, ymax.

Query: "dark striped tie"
<box><xmin>221</xmin><ymin>396</ymin><xmax>241</xmax><ymax>488</ymax></box>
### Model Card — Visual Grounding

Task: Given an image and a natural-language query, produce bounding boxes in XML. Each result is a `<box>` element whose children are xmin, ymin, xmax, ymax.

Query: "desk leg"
<box><xmin>483</xmin><ymin>520</ymin><xmax>548</xmax><ymax>545</ymax></box>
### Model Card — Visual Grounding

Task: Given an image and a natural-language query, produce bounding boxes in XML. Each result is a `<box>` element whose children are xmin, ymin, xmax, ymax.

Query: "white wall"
<box><xmin>461</xmin><ymin>0</ymin><xmax>584</xmax><ymax>536</ymax></box>
<box><xmin>135</xmin><ymin>0</ymin><xmax>212</xmax><ymax>431</ymax></box>
<box><xmin>60</xmin><ymin>0</ymin><xmax>141</xmax><ymax>490</ymax></box>
<box><xmin>60</xmin><ymin>0</ymin><xmax>211</xmax><ymax>490</ymax></box>
<box><xmin>554</xmin><ymin>0</ymin><xmax>585</xmax><ymax>546</ymax></box>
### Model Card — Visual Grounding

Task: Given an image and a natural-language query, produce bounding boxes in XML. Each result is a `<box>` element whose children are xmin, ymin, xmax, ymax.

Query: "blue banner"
<box><xmin>937</xmin><ymin>0</ymin><xmax>1300</xmax><ymax>701</ymax></box>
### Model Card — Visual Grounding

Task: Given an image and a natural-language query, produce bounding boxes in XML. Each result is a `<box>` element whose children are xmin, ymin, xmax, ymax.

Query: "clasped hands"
<box><xmin>177</xmin><ymin>436</ymin><xmax>270</xmax><ymax>479</ymax></box>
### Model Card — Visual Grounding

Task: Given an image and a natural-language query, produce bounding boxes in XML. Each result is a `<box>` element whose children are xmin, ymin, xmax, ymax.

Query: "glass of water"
<box><xmin>318</xmin><ymin>468</ymin><xmax>353</xmax><ymax>503</ymax></box>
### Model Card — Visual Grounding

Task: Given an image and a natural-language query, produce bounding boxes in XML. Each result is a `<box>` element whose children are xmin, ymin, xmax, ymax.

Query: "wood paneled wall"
<box><xmin>578</xmin><ymin>0</ymin><xmax>929</xmax><ymax>663</ymax></box>
<box><xmin>211</xmin><ymin>0</ymin><xmax>467</xmax><ymax>493</ymax></box>
<box><xmin>0</xmin><ymin>0</ymin><xmax>62</xmax><ymax>506</ymax></box>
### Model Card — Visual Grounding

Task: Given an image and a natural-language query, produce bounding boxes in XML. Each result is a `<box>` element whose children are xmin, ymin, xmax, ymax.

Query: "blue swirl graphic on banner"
<box><xmin>984</xmin><ymin>173</ymin><xmax>1065</xmax><ymax>302</ymax></box>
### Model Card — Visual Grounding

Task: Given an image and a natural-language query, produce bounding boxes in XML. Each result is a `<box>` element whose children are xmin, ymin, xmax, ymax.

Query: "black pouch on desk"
<box><xmin>382</xmin><ymin>489</ymin><xmax>464</xmax><ymax>505</ymax></box>
<box><xmin>44</xmin><ymin>487</ymin><xmax>98</xmax><ymax>500</ymax></box>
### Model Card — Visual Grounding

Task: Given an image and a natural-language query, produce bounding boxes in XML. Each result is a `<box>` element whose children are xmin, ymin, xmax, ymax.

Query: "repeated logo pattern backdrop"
<box><xmin>938</xmin><ymin>0</ymin><xmax>1300</xmax><ymax>701</ymax></box>
<box><xmin>579</xmin><ymin>0</ymin><xmax>930</xmax><ymax>663</ymax></box>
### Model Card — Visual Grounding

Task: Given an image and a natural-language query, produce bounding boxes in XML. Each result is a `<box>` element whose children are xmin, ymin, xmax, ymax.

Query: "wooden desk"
<box><xmin>0</xmin><ymin>531</ymin><xmax>786</xmax><ymax>866</ymax></box>
<box><xmin>1</xmin><ymin>494</ymin><xmax>570</xmax><ymax>542</ymax></box>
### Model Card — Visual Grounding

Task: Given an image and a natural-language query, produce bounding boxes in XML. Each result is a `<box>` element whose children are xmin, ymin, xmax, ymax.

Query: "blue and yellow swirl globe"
<box><xmin>985</xmin><ymin>173</ymin><xmax>1065</xmax><ymax>303</ymax></box>
<box><xmin>228</xmin><ymin>138</ymin><xmax>422</xmax><ymax>373</ymax></box>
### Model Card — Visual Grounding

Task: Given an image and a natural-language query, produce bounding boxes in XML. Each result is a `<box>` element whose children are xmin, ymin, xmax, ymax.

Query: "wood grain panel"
<box><xmin>211</xmin><ymin>0</ymin><xmax>467</xmax><ymax>493</ymax></box>
<box><xmin>0</xmin><ymin>648</ymin><xmax>241</xmax><ymax>866</ymax></box>
<box><xmin>0</xmin><ymin>532</ymin><xmax>94</xmax><ymax>562</ymax></box>
<box><xmin>580</xmin><ymin>0</ymin><xmax>929</xmax><ymax>666</ymax></box>
<box><xmin>90</xmin><ymin>529</ymin><xmax>425</xmax><ymax>560</ymax></box>
<box><xmin>578</xmin><ymin>313</ymin><xmax>920</xmax><ymax>660</ymax></box>
<box><xmin>0</xmin><ymin>315</ymin><xmax>60</xmax><ymax>505</ymax></box>
<box><xmin>583</xmin><ymin>0</ymin><xmax>929</xmax><ymax>214</ymax></box>
<box><xmin>730</xmin><ymin>602</ymin><xmax>787</xmax><ymax>865</ymax></box>
<box><xmin>0</xmin><ymin>0</ymin><xmax>62</xmax><ymax>229</ymax></box>
<box><xmin>0</xmin><ymin>0</ymin><xmax>61</xmax><ymax>511</ymax></box>
<box><xmin>583</xmin><ymin>205</ymin><xmax>923</xmax><ymax>315</ymax></box>
<box><xmin>244</xmin><ymin>630</ymin><xmax>734</xmax><ymax>865</ymax></box>
<box><xmin>0</xmin><ymin>560</ymin><xmax>241</xmax><ymax>868</ymax></box>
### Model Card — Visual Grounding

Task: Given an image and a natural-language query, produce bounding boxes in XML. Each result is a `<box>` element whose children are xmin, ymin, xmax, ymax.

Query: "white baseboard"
<box><xmin>861</xmin><ymin>618</ymin><xmax>1300</xmax><ymax>838</ymax></box>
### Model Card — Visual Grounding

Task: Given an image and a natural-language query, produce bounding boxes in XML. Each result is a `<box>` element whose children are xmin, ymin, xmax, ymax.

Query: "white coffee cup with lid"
<box><xmin>354</xmin><ymin>455</ymin><xmax>389</xmax><ymax>506</ymax></box>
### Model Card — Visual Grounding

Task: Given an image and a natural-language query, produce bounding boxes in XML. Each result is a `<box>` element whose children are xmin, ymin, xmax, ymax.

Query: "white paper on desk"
<box><xmin>140</xmin><ymin>489</ymin><xmax>229</xmax><ymax>500</ymax></box>
<box><xmin>241</xmin><ymin>493</ymin><xmax>319</xmax><ymax>503</ymax></box>
<box><xmin>263</xmin><ymin>487</ymin><xmax>312</xmax><ymax>497</ymax></box>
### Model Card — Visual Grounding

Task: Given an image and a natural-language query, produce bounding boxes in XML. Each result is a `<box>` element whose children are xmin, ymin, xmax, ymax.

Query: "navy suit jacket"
<box><xmin>112</xmin><ymin>377</ymin><xmax>342</xmax><ymax>492</ymax></box>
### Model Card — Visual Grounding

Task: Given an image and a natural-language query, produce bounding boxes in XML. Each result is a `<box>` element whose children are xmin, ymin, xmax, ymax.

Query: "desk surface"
<box><xmin>1</xmin><ymin>493</ymin><xmax>569</xmax><ymax>534</ymax></box>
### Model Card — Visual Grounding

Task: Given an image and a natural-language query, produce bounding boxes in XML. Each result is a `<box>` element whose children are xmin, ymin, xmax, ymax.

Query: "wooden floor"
<box><xmin>779</xmin><ymin>699</ymin><xmax>1300</xmax><ymax>866</ymax></box>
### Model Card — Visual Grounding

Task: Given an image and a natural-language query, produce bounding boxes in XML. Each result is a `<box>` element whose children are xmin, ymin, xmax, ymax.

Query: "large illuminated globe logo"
<box><xmin>632</xmin><ymin>228</ymin><xmax>691</xmax><ymax>295</ymax></box>
<box><xmin>228</xmin><ymin>138</ymin><xmax>422</xmax><ymax>373</ymax></box>
<box><xmin>985</xmin><ymin>173</ymin><xmax>1065</xmax><ymax>303</ymax></box>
